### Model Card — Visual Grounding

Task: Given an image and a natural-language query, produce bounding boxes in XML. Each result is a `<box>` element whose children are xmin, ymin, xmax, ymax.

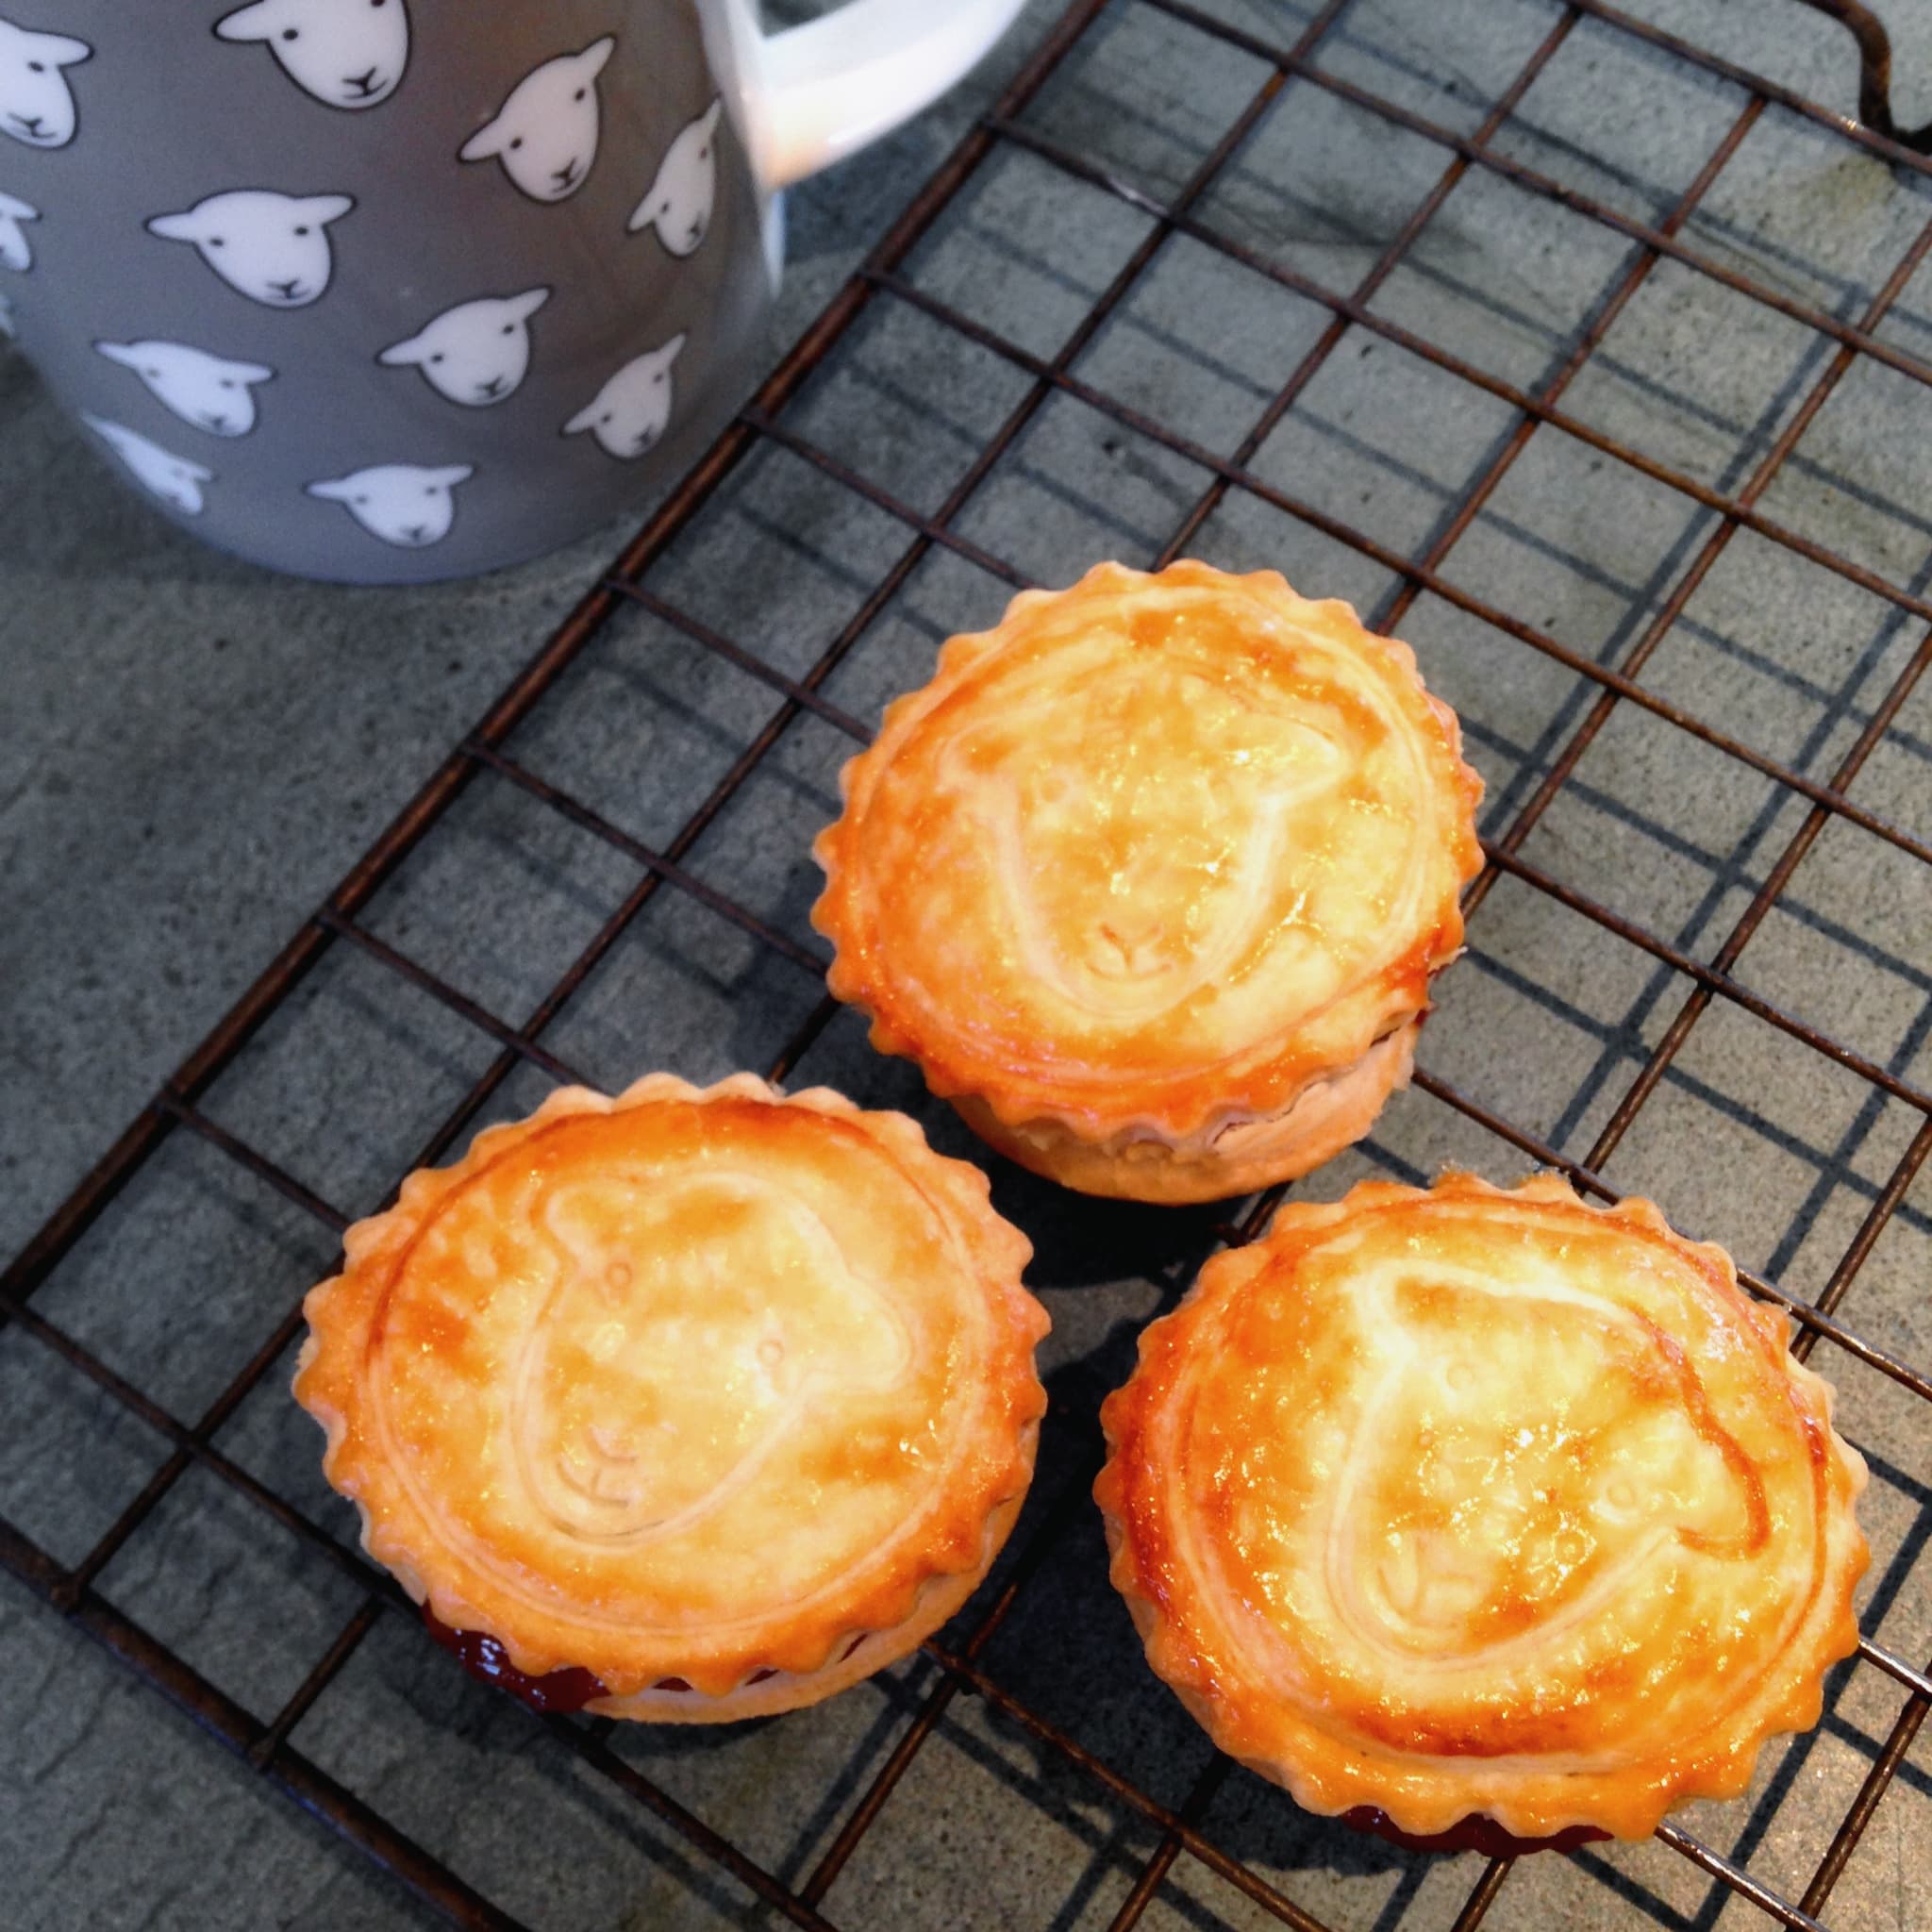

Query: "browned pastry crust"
<box><xmin>296</xmin><ymin>1073</ymin><xmax>1049</xmax><ymax>1720</ymax></box>
<box><xmin>1096</xmin><ymin>1174</ymin><xmax>1869</xmax><ymax>1840</ymax></box>
<box><xmin>811</xmin><ymin>560</ymin><xmax>1483</xmax><ymax>1202</ymax></box>
<box><xmin>953</xmin><ymin>1021</ymin><xmax>1420</xmax><ymax>1206</ymax></box>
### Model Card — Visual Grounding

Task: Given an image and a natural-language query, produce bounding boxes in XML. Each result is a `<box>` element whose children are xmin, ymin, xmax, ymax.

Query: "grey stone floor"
<box><xmin>5</xmin><ymin>2</ymin><xmax>1932</xmax><ymax>1928</ymax></box>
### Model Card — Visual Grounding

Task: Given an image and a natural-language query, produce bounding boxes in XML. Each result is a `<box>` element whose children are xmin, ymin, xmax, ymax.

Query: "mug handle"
<box><xmin>745</xmin><ymin>0</ymin><xmax>1030</xmax><ymax>189</ymax></box>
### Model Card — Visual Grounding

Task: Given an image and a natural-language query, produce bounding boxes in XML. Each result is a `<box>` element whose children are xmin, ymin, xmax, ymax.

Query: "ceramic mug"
<box><xmin>0</xmin><ymin>0</ymin><xmax>1025</xmax><ymax>582</ymax></box>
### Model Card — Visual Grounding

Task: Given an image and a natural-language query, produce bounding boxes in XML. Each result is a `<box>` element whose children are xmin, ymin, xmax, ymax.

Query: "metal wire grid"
<box><xmin>1813</xmin><ymin>0</ymin><xmax>1932</xmax><ymax>151</ymax></box>
<box><xmin>5</xmin><ymin>0</ymin><xmax>1931</xmax><ymax>1926</ymax></box>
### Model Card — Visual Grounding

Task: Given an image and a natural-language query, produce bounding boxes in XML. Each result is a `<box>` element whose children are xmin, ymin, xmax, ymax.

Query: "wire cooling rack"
<box><xmin>5</xmin><ymin>1</ymin><xmax>1930</xmax><ymax>1927</ymax></box>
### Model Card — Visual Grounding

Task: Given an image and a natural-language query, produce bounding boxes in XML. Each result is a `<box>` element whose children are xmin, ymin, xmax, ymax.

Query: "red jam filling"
<box><xmin>422</xmin><ymin>1608</ymin><xmax>609</xmax><ymax>1714</ymax></box>
<box><xmin>421</xmin><ymin>1611</ymin><xmax>793</xmax><ymax>1709</ymax></box>
<box><xmin>1339</xmin><ymin>1806</ymin><xmax>1610</xmax><ymax>1858</ymax></box>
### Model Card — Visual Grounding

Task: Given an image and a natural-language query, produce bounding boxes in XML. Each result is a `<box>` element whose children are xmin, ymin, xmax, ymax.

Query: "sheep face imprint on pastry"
<box><xmin>1313</xmin><ymin>1273</ymin><xmax>1768</xmax><ymax>1669</ymax></box>
<box><xmin>941</xmin><ymin>657</ymin><xmax>1348</xmax><ymax>1023</ymax></box>
<box><xmin>510</xmin><ymin>1172</ymin><xmax>913</xmax><ymax>1547</ymax></box>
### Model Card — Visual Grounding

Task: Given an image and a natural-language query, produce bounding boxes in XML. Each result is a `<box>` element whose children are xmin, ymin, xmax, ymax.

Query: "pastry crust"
<box><xmin>954</xmin><ymin>1022</ymin><xmax>1420</xmax><ymax>1205</ymax></box>
<box><xmin>811</xmin><ymin>561</ymin><xmax>1482</xmax><ymax>1202</ymax></box>
<box><xmin>1095</xmin><ymin>1174</ymin><xmax>1869</xmax><ymax>1840</ymax></box>
<box><xmin>295</xmin><ymin>1073</ymin><xmax>1049</xmax><ymax>1717</ymax></box>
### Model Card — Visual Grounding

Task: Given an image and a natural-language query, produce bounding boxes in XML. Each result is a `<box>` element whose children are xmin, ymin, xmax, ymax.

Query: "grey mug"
<box><xmin>0</xmin><ymin>0</ymin><xmax>1025</xmax><ymax>582</ymax></box>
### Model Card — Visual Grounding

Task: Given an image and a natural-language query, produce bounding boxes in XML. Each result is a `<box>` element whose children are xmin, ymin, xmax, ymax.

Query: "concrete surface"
<box><xmin>4</xmin><ymin>1</ymin><xmax>1930</xmax><ymax>1929</ymax></box>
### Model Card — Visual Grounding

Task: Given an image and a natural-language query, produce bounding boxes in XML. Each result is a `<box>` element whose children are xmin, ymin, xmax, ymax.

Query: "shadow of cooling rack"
<box><xmin>4</xmin><ymin>1</ymin><xmax>1931</xmax><ymax>1928</ymax></box>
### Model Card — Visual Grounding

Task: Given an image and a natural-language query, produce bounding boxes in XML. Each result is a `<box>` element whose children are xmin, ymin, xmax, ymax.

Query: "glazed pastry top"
<box><xmin>813</xmin><ymin>561</ymin><xmax>1481</xmax><ymax>1138</ymax></box>
<box><xmin>297</xmin><ymin>1074</ymin><xmax>1046</xmax><ymax>1697</ymax></box>
<box><xmin>1097</xmin><ymin>1173</ymin><xmax>1868</xmax><ymax>1840</ymax></box>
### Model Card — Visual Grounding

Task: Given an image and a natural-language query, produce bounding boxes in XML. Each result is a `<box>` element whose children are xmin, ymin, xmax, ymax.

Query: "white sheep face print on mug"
<box><xmin>0</xmin><ymin>16</ymin><xmax>90</xmax><ymax>149</ymax></box>
<box><xmin>94</xmin><ymin>340</ymin><xmax>275</xmax><ymax>437</ymax></box>
<box><xmin>214</xmin><ymin>0</ymin><xmax>410</xmax><ymax>110</ymax></box>
<box><xmin>147</xmin><ymin>190</ymin><xmax>354</xmax><ymax>307</ymax></box>
<box><xmin>562</xmin><ymin>332</ymin><xmax>686</xmax><ymax>459</ymax></box>
<box><xmin>458</xmin><ymin>36</ymin><xmax>613</xmax><ymax>201</ymax></box>
<box><xmin>627</xmin><ymin>99</ymin><xmax>721</xmax><ymax>257</ymax></box>
<box><xmin>377</xmin><ymin>287</ymin><xmax>551</xmax><ymax>406</ymax></box>
<box><xmin>307</xmin><ymin>462</ymin><xmax>473</xmax><ymax>546</ymax></box>
<box><xmin>0</xmin><ymin>187</ymin><xmax>35</xmax><ymax>270</ymax></box>
<box><xmin>83</xmin><ymin>414</ymin><xmax>214</xmax><ymax>514</ymax></box>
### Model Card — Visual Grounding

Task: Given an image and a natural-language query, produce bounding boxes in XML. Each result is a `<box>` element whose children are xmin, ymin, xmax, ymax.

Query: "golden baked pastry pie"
<box><xmin>812</xmin><ymin>561</ymin><xmax>1482</xmax><ymax>1204</ymax></box>
<box><xmin>1096</xmin><ymin>1174</ymin><xmax>1868</xmax><ymax>1842</ymax></box>
<box><xmin>295</xmin><ymin>1073</ymin><xmax>1048</xmax><ymax>1723</ymax></box>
